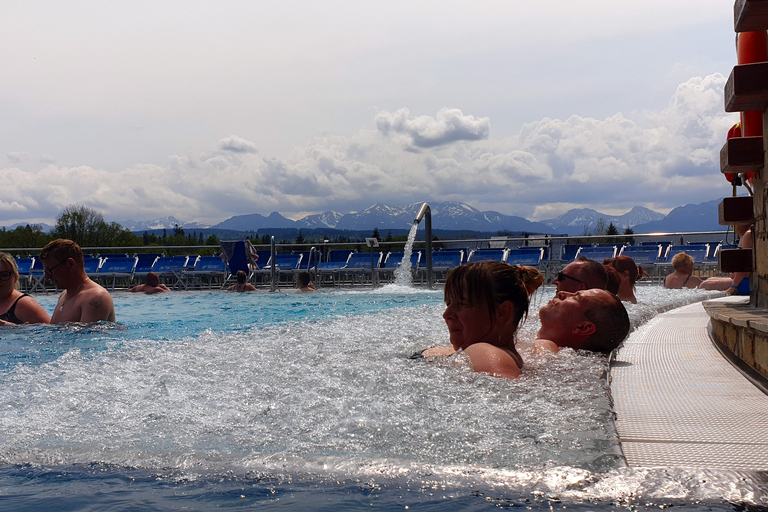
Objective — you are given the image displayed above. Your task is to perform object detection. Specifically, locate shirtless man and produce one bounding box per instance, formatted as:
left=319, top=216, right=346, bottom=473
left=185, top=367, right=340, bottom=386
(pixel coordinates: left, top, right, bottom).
left=535, top=289, right=630, bottom=354
left=553, top=257, right=609, bottom=293
left=127, top=271, right=170, bottom=294
left=39, top=239, right=116, bottom=323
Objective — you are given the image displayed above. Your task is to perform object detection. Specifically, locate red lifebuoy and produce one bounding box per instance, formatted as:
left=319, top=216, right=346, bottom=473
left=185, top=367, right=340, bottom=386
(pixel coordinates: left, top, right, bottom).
left=737, top=32, right=766, bottom=138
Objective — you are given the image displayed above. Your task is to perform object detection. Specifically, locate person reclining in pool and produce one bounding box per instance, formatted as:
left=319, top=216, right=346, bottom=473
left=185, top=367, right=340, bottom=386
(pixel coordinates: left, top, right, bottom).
left=663, top=252, right=702, bottom=289
left=534, top=288, right=630, bottom=354
left=127, top=271, right=170, bottom=294
left=553, top=257, right=609, bottom=293
left=698, top=225, right=752, bottom=295
left=420, top=262, right=544, bottom=380
left=39, top=238, right=116, bottom=323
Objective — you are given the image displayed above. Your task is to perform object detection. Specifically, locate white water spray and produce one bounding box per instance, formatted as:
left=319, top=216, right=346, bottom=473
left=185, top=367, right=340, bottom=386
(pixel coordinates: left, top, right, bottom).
left=393, top=223, right=419, bottom=286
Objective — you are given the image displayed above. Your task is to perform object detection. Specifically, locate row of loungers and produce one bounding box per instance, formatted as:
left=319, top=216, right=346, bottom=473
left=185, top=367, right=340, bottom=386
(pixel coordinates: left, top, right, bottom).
left=12, top=242, right=731, bottom=291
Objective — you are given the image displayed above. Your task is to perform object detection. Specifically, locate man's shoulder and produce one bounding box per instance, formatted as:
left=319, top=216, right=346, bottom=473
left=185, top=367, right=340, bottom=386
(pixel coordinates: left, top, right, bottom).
left=534, top=338, right=560, bottom=353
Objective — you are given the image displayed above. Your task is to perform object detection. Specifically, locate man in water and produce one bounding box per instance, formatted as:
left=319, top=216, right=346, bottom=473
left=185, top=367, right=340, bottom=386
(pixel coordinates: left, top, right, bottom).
left=535, top=289, right=630, bottom=354
left=39, top=239, right=116, bottom=323
left=296, top=271, right=316, bottom=292
left=553, top=257, right=609, bottom=293
left=127, top=271, right=170, bottom=294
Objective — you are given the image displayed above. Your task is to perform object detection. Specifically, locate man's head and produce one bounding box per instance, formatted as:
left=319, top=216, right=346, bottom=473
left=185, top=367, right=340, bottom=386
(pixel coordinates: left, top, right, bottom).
left=39, top=239, right=85, bottom=286
left=146, top=271, right=160, bottom=287
left=554, top=257, right=608, bottom=293
left=297, top=271, right=311, bottom=288
left=539, top=289, right=630, bottom=354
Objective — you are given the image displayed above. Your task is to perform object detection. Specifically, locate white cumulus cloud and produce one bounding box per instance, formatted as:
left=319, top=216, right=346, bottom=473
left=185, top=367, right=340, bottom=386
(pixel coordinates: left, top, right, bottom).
left=0, top=74, right=740, bottom=226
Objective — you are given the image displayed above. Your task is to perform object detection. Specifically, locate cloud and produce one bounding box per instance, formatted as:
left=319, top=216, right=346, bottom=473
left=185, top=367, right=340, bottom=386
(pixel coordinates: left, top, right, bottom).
left=375, top=107, right=491, bottom=148
left=215, top=135, right=258, bottom=154
left=7, top=152, right=29, bottom=164
left=0, top=74, right=739, bottom=226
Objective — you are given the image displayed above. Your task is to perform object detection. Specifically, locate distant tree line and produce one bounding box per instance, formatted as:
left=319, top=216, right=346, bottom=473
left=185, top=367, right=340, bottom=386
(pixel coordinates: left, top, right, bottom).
left=0, top=205, right=220, bottom=255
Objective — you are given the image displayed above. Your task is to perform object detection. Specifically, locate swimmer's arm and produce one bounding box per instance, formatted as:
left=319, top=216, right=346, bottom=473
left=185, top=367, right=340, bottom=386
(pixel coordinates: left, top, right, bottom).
left=421, top=346, right=456, bottom=357
left=16, top=296, right=51, bottom=324
left=463, top=343, right=521, bottom=379
left=534, top=338, right=560, bottom=354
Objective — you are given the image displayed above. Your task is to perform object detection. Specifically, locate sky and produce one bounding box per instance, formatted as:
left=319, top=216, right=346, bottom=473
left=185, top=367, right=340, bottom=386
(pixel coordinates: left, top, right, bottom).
left=0, top=1, right=745, bottom=227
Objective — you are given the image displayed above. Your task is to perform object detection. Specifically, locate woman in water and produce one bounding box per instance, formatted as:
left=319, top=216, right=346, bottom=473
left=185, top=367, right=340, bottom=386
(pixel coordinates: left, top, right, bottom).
left=0, top=252, right=50, bottom=325
left=603, top=255, right=641, bottom=304
left=227, top=270, right=256, bottom=292
left=422, top=261, right=543, bottom=379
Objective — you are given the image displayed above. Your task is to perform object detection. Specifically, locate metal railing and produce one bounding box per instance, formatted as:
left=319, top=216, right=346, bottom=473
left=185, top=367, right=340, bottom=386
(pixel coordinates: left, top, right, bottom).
left=4, top=229, right=735, bottom=292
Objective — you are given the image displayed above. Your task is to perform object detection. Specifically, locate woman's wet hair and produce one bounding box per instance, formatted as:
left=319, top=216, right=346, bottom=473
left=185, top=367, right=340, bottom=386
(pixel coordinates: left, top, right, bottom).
left=444, top=261, right=543, bottom=327
left=604, top=256, right=639, bottom=285
left=603, top=265, right=621, bottom=295
left=236, top=270, right=247, bottom=284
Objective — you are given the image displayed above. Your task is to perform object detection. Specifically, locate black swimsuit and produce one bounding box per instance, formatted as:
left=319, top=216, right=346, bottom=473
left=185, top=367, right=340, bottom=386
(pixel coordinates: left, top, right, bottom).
left=0, top=294, right=29, bottom=324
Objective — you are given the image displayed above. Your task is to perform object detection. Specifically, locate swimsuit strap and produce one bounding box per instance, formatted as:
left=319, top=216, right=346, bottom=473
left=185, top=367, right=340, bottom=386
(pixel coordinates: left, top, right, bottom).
left=682, top=274, right=691, bottom=286
left=0, top=293, right=30, bottom=324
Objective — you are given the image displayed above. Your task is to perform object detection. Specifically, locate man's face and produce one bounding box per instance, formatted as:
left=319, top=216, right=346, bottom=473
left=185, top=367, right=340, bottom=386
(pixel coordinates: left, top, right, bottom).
left=40, top=256, right=71, bottom=287
left=553, top=262, right=587, bottom=293
left=539, top=289, right=612, bottom=348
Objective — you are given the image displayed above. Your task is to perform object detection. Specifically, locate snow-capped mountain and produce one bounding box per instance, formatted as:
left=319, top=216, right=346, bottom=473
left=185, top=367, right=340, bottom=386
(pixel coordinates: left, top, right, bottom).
left=116, top=216, right=210, bottom=232
left=542, top=206, right=665, bottom=235
left=106, top=199, right=726, bottom=236
left=296, top=211, right=344, bottom=229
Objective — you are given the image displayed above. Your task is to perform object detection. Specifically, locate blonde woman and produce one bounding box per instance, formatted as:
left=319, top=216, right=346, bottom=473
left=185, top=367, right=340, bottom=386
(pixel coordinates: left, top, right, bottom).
left=0, top=252, right=50, bottom=325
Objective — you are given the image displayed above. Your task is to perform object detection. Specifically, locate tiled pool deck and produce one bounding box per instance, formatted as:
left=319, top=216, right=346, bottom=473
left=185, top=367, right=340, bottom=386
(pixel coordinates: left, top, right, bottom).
left=610, top=298, right=768, bottom=470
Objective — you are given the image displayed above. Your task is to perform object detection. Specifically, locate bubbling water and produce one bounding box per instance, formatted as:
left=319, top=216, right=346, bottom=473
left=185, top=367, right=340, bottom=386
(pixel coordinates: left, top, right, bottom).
left=1, top=285, right=763, bottom=508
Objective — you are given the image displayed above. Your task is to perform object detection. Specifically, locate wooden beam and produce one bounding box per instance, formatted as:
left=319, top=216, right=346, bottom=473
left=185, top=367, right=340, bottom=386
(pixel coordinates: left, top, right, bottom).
left=719, top=196, right=755, bottom=225
left=735, top=0, right=768, bottom=32
left=720, top=136, right=764, bottom=173
left=719, top=248, right=754, bottom=273
left=725, top=62, right=768, bottom=112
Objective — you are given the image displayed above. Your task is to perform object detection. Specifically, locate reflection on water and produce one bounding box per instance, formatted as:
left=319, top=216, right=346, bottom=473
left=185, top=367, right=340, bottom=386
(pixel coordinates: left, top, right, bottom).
left=1, top=284, right=763, bottom=510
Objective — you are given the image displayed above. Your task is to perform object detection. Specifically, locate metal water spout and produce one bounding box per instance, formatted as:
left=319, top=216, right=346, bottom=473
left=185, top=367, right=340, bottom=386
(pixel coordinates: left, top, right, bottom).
left=413, top=203, right=433, bottom=289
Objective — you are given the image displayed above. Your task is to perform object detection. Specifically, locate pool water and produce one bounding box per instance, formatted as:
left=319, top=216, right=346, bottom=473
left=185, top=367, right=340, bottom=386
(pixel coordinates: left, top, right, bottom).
left=0, top=284, right=762, bottom=511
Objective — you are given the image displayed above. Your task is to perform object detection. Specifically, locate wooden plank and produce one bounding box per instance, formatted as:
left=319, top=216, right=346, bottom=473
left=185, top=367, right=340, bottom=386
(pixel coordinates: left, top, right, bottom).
left=718, top=196, right=755, bottom=225
left=725, top=62, right=768, bottom=112
left=735, top=0, right=768, bottom=32
left=720, top=136, right=764, bottom=173
left=719, top=248, right=754, bottom=272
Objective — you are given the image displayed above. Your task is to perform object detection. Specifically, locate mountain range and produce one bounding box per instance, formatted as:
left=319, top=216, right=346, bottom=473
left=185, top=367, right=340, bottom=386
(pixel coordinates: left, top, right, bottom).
left=111, top=198, right=733, bottom=236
